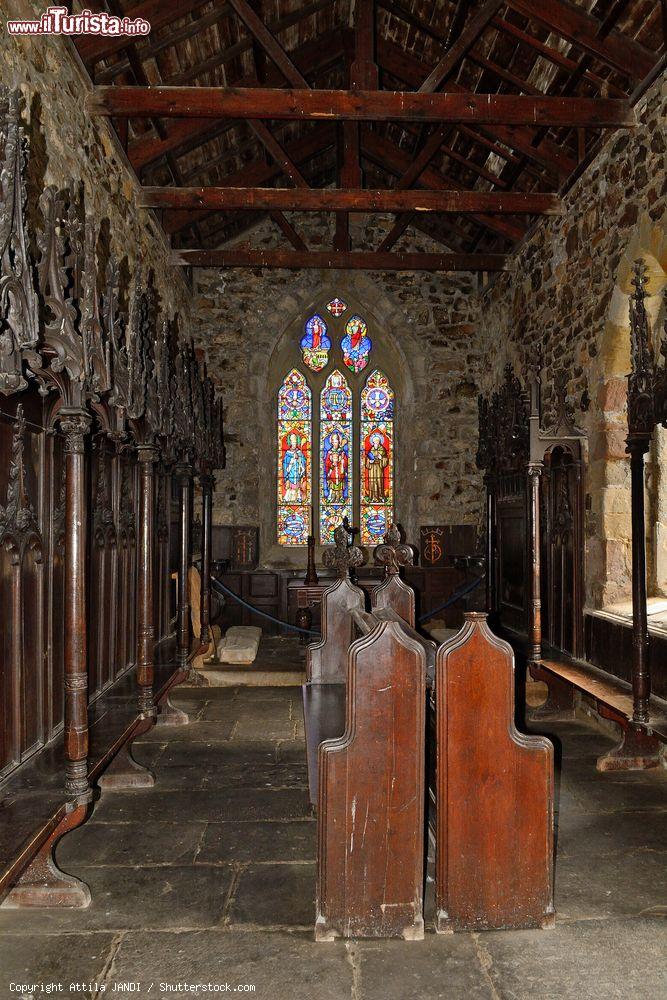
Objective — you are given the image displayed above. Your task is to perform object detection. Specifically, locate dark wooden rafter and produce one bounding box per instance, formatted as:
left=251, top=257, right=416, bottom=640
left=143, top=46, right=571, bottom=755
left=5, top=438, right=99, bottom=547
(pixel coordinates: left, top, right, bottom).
left=170, top=249, right=509, bottom=270
left=248, top=120, right=310, bottom=250
left=227, top=0, right=309, bottom=87
left=335, top=0, right=377, bottom=251
left=140, top=187, right=562, bottom=213
left=77, top=0, right=216, bottom=64
left=88, top=88, right=636, bottom=126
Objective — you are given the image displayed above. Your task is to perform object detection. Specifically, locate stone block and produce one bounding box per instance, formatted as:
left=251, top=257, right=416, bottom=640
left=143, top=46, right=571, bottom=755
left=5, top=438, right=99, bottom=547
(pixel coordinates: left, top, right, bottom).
left=217, top=626, right=262, bottom=665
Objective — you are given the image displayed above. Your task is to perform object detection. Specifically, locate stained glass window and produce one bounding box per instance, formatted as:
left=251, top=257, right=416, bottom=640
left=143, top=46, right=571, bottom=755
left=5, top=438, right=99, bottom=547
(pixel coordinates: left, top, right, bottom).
left=360, top=369, right=394, bottom=544
left=300, top=313, right=331, bottom=372
left=326, top=297, right=347, bottom=317
left=277, top=369, right=312, bottom=545
left=342, top=314, right=372, bottom=373
left=319, top=370, right=353, bottom=544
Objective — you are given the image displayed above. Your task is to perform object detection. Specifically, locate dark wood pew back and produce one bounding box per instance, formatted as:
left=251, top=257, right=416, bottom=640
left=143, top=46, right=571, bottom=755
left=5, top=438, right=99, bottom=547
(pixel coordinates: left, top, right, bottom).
left=435, top=612, right=555, bottom=931
left=316, top=619, right=426, bottom=941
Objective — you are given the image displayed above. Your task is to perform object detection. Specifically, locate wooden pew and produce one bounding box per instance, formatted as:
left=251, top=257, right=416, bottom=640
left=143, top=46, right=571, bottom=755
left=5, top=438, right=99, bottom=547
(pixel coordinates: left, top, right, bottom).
left=435, top=613, right=555, bottom=932
left=303, top=527, right=427, bottom=940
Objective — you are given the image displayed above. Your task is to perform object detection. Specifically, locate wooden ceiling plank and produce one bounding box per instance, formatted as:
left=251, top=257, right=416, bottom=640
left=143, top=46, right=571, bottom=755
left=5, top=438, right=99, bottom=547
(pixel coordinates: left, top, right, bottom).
left=163, top=124, right=335, bottom=233
left=77, top=0, right=220, bottom=64
left=377, top=38, right=575, bottom=177
left=227, top=0, right=309, bottom=87
left=360, top=129, right=525, bottom=243
left=170, top=249, right=509, bottom=270
left=89, top=87, right=636, bottom=127
left=127, top=30, right=344, bottom=172
left=505, top=0, right=655, bottom=80
left=418, top=0, right=506, bottom=93
left=490, top=15, right=626, bottom=97
left=139, top=186, right=562, bottom=213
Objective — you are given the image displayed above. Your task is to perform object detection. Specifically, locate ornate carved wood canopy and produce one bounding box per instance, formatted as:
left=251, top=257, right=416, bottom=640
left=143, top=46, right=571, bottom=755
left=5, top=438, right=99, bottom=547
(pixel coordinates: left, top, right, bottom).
left=0, top=90, right=225, bottom=471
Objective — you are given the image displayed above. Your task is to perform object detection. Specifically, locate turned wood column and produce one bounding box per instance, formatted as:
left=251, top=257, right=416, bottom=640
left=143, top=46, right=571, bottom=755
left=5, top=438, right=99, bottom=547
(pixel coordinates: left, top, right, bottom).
left=199, top=471, right=214, bottom=646
left=60, top=409, right=92, bottom=798
left=527, top=462, right=543, bottom=663
left=628, top=435, right=651, bottom=724
left=137, top=444, right=158, bottom=715
left=175, top=463, right=193, bottom=669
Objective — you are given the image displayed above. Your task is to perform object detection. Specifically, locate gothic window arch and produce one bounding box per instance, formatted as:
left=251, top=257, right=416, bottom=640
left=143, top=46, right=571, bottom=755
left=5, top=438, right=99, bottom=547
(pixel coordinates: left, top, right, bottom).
left=276, top=300, right=395, bottom=546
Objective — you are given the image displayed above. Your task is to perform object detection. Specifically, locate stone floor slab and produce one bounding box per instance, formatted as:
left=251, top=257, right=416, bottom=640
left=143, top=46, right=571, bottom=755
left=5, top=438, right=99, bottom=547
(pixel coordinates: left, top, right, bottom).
left=110, top=929, right=353, bottom=1000
left=57, top=819, right=205, bottom=867
left=483, top=917, right=667, bottom=999
left=228, top=862, right=316, bottom=927
left=354, top=935, right=497, bottom=1000
left=0, top=865, right=233, bottom=934
left=0, top=931, right=115, bottom=1000
left=89, top=787, right=312, bottom=824
left=197, top=819, right=316, bottom=863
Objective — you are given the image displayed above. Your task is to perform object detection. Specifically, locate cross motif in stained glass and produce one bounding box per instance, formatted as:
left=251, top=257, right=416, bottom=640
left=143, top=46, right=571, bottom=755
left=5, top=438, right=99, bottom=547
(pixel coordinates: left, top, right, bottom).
left=326, top=297, right=347, bottom=317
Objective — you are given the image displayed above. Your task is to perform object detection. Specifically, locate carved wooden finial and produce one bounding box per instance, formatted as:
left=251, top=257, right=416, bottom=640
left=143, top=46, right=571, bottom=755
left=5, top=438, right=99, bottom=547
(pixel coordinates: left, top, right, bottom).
left=374, top=523, right=413, bottom=577
left=323, top=523, right=364, bottom=579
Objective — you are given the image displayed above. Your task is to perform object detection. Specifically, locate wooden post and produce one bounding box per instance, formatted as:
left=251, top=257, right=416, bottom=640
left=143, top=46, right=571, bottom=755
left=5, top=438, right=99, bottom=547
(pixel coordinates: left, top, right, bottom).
left=628, top=436, right=651, bottom=724
left=527, top=462, right=543, bottom=663
left=137, top=444, right=158, bottom=715
left=199, top=471, right=214, bottom=646
left=175, top=462, right=193, bottom=670
left=60, top=410, right=92, bottom=798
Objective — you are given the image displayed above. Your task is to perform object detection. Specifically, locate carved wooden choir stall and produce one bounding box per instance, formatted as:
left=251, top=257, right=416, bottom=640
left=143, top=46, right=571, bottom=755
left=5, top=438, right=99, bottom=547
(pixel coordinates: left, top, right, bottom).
left=303, top=524, right=554, bottom=940
left=477, top=273, right=667, bottom=771
left=0, top=89, right=224, bottom=907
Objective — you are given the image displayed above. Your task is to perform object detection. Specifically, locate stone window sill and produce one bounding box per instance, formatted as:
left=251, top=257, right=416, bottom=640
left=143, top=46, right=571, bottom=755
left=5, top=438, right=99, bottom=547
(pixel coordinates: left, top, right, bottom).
left=586, top=599, right=667, bottom=638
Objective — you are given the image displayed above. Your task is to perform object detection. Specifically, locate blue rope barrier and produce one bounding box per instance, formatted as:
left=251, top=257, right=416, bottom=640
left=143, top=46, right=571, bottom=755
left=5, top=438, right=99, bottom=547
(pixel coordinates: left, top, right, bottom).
left=210, top=574, right=320, bottom=636
left=417, top=574, right=484, bottom=624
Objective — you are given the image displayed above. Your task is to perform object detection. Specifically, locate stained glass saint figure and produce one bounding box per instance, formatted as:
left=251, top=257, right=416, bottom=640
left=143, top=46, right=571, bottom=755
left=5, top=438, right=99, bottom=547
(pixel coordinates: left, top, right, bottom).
left=342, top=314, right=372, bottom=373
left=300, top=313, right=331, bottom=372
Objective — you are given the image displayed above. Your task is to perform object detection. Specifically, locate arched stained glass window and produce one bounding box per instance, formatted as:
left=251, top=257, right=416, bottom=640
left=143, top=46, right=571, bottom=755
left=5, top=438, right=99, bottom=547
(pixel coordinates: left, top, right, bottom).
left=276, top=304, right=397, bottom=548
left=360, top=369, right=394, bottom=544
left=277, top=369, right=312, bottom=545
left=320, top=370, right=353, bottom=544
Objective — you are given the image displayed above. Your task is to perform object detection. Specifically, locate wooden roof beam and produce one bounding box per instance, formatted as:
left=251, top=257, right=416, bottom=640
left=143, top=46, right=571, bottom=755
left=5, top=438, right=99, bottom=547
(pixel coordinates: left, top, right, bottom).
left=88, top=87, right=636, bottom=127
left=170, top=249, right=509, bottom=270
left=139, top=187, right=563, bottom=213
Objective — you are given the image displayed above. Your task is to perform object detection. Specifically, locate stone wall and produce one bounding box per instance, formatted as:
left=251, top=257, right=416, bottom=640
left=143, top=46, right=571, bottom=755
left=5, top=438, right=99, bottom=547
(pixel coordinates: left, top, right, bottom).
left=192, top=215, right=484, bottom=566
left=1, top=0, right=191, bottom=325
left=479, top=72, right=667, bottom=608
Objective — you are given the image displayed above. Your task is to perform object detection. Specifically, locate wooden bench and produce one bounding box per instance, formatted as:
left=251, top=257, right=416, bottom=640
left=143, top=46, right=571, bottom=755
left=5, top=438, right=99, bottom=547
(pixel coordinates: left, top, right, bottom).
left=529, top=648, right=667, bottom=771
left=304, top=526, right=555, bottom=938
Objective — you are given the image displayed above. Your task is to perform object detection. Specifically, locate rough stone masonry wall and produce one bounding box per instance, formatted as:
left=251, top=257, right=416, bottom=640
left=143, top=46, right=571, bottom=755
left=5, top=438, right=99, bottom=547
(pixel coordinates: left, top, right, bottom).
left=479, top=72, right=667, bottom=609
left=1, top=0, right=191, bottom=325
left=192, top=214, right=484, bottom=567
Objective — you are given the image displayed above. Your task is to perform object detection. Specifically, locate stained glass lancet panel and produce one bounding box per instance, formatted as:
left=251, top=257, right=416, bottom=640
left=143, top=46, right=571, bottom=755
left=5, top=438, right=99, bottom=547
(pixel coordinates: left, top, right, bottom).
left=360, top=369, right=394, bottom=545
left=342, top=314, right=372, bottom=373
left=319, top=369, right=353, bottom=544
left=277, top=369, right=312, bottom=545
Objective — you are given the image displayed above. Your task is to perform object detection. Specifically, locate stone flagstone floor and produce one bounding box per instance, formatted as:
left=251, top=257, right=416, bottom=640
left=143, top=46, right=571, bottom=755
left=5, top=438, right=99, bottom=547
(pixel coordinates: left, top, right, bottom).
left=1, top=680, right=667, bottom=999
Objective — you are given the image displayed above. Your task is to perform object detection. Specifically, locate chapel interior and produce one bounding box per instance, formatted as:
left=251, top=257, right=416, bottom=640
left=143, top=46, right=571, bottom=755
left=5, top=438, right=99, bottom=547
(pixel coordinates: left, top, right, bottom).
left=0, top=0, right=666, bottom=996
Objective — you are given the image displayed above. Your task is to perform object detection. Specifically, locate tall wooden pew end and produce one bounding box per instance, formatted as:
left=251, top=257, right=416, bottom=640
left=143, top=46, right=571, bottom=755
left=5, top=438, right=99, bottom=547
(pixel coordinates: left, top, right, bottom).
left=435, top=613, right=555, bottom=933
left=314, top=620, right=426, bottom=941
